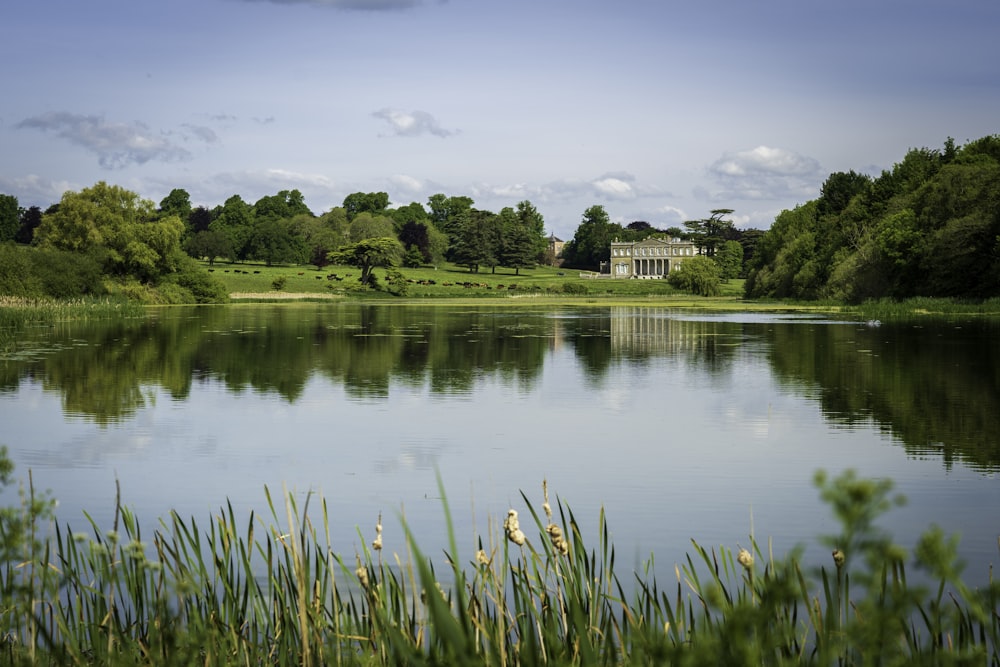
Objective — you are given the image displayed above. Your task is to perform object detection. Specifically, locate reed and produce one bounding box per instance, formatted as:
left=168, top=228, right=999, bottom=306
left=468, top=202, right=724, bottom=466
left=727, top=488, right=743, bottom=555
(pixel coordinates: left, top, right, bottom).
left=0, top=469, right=997, bottom=665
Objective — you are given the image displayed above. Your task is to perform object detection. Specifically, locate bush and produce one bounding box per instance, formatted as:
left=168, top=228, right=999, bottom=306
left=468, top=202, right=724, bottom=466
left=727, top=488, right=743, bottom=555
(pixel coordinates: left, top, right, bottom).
left=562, top=281, right=589, bottom=295
left=169, top=258, right=230, bottom=303
left=271, top=275, right=287, bottom=291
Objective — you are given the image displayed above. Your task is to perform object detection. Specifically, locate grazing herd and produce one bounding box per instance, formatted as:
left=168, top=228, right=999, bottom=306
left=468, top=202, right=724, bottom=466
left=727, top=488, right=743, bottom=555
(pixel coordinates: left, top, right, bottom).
left=205, top=267, right=548, bottom=291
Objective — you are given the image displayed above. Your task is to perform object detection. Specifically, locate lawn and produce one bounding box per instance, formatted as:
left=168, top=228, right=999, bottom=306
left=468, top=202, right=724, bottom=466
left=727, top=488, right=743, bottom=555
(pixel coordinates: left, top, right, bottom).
left=203, top=260, right=749, bottom=301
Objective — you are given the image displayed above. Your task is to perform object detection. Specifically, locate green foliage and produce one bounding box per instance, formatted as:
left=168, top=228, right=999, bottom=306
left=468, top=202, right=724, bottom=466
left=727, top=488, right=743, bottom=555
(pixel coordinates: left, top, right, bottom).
left=715, top=239, right=744, bottom=280
left=0, top=194, right=19, bottom=243
left=562, top=204, right=620, bottom=269
left=0, top=464, right=997, bottom=664
left=668, top=255, right=722, bottom=296
left=684, top=208, right=735, bottom=257
left=271, top=275, right=287, bottom=291
left=0, top=243, right=105, bottom=299
left=35, top=182, right=186, bottom=284
left=167, top=257, right=230, bottom=303
left=747, top=136, right=1000, bottom=302
left=329, top=237, right=403, bottom=287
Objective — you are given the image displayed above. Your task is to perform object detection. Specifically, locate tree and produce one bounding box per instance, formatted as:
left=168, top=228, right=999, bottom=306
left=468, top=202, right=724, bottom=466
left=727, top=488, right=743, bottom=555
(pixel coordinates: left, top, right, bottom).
left=209, top=195, right=255, bottom=261
left=159, top=188, right=192, bottom=221
left=0, top=194, right=19, bottom=243
left=714, top=240, right=744, bottom=281
left=15, top=206, right=43, bottom=245
left=451, top=209, right=498, bottom=273
left=183, top=229, right=233, bottom=265
left=684, top=209, right=735, bottom=257
left=348, top=212, right=395, bottom=243
left=667, top=255, right=722, bottom=296
left=329, top=237, right=403, bottom=287
left=516, top=200, right=547, bottom=261
left=246, top=219, right=308, bottom=266
left=343, top=192, right=389, bottom=220
left=188, top=206, right=213, bottom=235
left=563, top=205, right=619, bottom=269
left=427, top=193, right=474, bottom=255
left=35, top=181, right=185, bottom=283
left=255, top=189, right=312, bottom=221
left=498, top=206, right=536, bottom=275
left=293, top=210, right=348, bottom=269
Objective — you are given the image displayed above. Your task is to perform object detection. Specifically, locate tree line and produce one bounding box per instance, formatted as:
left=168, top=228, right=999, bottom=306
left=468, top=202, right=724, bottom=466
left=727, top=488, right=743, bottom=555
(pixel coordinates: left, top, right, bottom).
left=745, top=135, right=1000, bottom=301
left=1, top=183, right=565, bottom=299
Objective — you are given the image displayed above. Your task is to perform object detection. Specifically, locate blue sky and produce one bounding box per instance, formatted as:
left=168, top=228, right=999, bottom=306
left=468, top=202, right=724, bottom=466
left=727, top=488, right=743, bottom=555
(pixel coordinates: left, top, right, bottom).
left=2, top=0, right=998, bottom=238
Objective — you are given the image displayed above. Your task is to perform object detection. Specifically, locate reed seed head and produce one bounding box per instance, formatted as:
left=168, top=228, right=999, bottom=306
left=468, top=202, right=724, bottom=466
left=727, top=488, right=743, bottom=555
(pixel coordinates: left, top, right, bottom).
left=832, top=548, right=846, bottom=568
left=737, top=548, right=753, bottom=570
left=504, top=509, right=526, bottom=545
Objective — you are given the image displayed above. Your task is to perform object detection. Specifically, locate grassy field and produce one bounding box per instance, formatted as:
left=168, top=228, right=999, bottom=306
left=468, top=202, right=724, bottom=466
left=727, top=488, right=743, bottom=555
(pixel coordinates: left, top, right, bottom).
left=205, top=259, right=751, bottom=302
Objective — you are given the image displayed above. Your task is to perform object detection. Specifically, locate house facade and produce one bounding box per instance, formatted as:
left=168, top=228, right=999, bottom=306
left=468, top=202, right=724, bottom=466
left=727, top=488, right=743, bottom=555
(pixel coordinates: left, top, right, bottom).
left=608, top=237, right=698, bottom=279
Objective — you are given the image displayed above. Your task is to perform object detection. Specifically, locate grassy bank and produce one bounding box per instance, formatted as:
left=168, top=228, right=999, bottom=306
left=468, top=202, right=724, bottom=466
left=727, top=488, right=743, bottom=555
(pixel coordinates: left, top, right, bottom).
left=203, top=260, right=748, bottom=300
left=1, top=469, right=997, bottom=665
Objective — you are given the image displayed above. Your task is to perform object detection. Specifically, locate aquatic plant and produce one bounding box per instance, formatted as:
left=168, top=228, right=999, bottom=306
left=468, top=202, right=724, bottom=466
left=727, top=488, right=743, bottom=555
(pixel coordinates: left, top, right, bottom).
left=0, top=467, right=996, bottom=665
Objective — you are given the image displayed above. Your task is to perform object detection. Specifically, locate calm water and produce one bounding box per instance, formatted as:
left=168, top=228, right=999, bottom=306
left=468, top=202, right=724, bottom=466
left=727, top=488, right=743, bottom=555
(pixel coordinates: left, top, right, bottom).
left=2, top=304, right=998, bottom=584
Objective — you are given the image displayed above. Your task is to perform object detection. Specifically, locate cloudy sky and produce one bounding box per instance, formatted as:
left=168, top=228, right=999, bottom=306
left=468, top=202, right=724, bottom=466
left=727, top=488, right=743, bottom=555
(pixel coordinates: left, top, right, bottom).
left=2, top=0, right=998, bottom=238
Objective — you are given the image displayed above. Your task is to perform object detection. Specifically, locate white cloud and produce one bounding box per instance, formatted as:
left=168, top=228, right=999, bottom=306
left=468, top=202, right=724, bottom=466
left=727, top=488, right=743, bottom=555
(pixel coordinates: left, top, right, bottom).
left=372, top=108, right=456, bottom=138
left=388, top=174, right=423, bottom=193
left=592, top=177, right=634, bottom=199
left=705, top=146, right=823, bottom=202
left=16, top=112, right=194, bottom=169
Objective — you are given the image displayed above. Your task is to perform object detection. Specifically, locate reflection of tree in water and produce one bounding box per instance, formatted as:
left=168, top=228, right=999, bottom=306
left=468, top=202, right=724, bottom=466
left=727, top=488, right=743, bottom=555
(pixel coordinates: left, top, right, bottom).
left=767, top=321, right=1000, bottom=471
left=5, top=305, right=556, bottom=422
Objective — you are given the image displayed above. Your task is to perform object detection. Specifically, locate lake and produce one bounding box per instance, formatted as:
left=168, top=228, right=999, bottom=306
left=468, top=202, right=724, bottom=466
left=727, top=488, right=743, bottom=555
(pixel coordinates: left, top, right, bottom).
left=2, top=303, right=998, bottom=586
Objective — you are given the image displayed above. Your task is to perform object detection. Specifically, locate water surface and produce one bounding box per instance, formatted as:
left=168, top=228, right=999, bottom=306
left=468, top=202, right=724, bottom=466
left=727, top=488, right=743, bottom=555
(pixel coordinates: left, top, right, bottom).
left=2, top=304, right=997, bottom=584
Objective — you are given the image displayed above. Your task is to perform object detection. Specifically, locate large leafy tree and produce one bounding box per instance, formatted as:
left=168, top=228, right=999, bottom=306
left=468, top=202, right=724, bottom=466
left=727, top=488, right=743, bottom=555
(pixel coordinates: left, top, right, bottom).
left=516, top=200, right=547, bottom=260
left=343, top=192, right=389, bottom=221
left=497, top=206, right=536, bottom=274
left=246, top=218, right=307, bottom=266
left=15, top=206, right=43, bottom=244
left=255, top=189, right=312, bottom=221
left=684, top=209, right=735, bottom=257
left=348, top=212, right=396, bottom=242
left=427, top=193, right=474, bottom=255
left=329, top=237, right=403, bottom=287
left=451, top=209, right=498, bottom=273
left=209, top=195, right=255, bottom=261
left=563, top=205, right=619, bottom=270
left=667, top=255, right=722, bottom=296
left=159, top=188, right=192, bottom=221
left=35, top=181, right=185, bottom=283
left=0, top=194, right=19, bottom=243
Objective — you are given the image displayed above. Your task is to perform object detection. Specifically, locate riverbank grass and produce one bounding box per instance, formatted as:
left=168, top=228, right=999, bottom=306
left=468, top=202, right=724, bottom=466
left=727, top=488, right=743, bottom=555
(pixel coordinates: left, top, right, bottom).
left=1, top=469, right=997, bottom=665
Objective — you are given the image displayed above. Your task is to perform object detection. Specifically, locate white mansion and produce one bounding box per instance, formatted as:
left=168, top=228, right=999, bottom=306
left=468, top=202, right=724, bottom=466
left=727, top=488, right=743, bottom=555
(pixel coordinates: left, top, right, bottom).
left=608, top=237, right=699, bottom=279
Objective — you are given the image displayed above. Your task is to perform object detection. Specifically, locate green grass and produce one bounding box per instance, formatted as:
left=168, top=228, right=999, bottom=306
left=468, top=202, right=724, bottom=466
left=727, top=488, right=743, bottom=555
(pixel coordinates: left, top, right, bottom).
left=204, top=259, right=753, bottom=303
left=1, top=469, right=997, bottom=665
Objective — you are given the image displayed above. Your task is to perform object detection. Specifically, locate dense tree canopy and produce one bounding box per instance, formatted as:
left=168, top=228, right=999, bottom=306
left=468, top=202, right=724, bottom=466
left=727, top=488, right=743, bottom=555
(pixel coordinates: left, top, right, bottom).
left=745, top=136, right=1000, bottom=301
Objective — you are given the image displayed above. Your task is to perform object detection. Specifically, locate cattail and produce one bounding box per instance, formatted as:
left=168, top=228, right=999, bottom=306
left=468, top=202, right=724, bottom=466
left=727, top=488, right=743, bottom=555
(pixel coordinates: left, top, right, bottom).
left=547, top=523, right=569, bottom=556
left=355, top=556, right=369, bottom=590
left=737, top=547, right=753, bottom=570
left=372, top=512, right=383, bottom=551
left=504, top=509, right=526, bottom=546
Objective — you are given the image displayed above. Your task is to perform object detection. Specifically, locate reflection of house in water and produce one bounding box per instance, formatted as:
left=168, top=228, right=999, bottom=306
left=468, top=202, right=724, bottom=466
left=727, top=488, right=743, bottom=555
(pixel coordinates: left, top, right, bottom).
left=609, top=307, right=699, bottom=355
left=609, top=237, right=698, bottom=278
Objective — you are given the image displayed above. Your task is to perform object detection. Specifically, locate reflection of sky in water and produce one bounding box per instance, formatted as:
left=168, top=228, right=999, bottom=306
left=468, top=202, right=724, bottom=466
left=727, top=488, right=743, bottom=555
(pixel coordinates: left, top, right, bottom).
left=1, top=310, right=998, bottom=590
